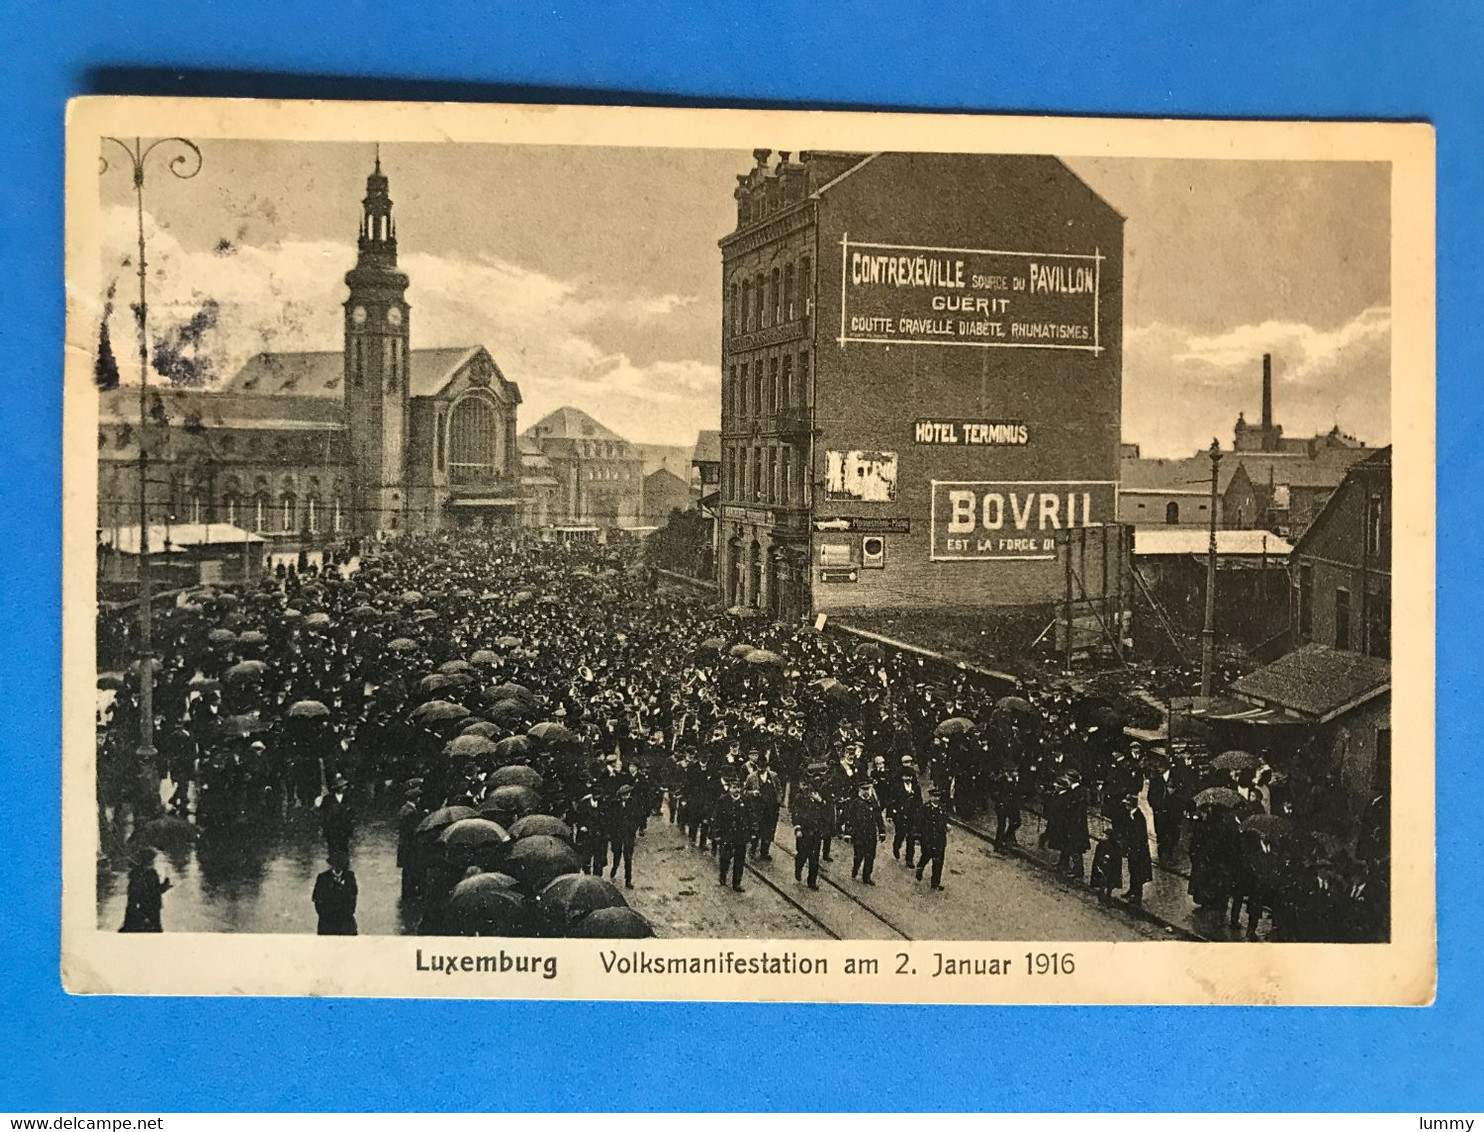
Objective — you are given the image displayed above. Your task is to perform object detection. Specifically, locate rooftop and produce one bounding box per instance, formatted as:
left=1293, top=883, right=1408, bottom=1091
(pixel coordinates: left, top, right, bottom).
left=1229, top=643, right=1390, bottom=721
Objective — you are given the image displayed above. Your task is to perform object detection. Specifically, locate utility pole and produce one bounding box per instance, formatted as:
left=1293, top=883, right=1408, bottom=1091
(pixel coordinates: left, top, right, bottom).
left=1200, top=437, right=1222, bottom=699
left=101, top=136, right=203, bottom=818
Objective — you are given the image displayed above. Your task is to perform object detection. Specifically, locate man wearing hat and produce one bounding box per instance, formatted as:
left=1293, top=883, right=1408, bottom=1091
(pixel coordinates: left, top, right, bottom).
left=316, top=771, right=356, bottom=859
left=311, top=849, right=359, bottom=935
left=844, top=780, right=887, bottom=884
left=791, top=780, right=831, bottom=890
left=889, top=757, right=923, bottom=867
left=608, top=783, right=643, bottom=889
left=712, top=775, right=751, bottom=892
left=1113, top=792, right=1153, bottom=906
left=915, top=787, right=950, bottom=891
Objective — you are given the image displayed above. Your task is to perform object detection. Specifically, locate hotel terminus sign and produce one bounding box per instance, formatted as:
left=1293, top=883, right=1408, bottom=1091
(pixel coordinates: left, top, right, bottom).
left=838, top=237, right=1102, bottom=352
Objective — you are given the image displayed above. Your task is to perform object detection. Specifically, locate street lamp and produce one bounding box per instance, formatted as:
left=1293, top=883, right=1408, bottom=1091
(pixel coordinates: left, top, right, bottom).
left=1200, top=437, right=1222, bottom=699
left=99, top=136, right=203, bottom=814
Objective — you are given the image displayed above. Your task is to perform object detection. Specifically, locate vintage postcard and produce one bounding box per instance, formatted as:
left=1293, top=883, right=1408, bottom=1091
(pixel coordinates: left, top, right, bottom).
left=61, top=97, right=1434, bottom=1003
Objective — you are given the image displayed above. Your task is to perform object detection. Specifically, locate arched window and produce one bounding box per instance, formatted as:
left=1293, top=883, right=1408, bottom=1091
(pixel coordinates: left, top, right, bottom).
left=771, top=267, right=782, bottom=324
left=1165, top=501, right=1181, bottom=524
left=783, top=263, right=795, bottom=321
left=280, top=492, right=297, bottom=532
left=448, top=397, right=498, bottom=483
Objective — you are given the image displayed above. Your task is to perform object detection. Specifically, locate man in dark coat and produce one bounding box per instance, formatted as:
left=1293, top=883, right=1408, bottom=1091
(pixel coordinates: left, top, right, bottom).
left=1113, top=794, right=1154, bottom=906
left=748, top=756, right=783, bottom=861
left=791, top=781, right=831, bottom=890
left=915, top=788, right=950, bottom=891
left=311, top=850, right=359, bottom=935
left=1046, top=771, right=1091, bottom=878
left=844, top=781, right=887, bottom=884
left=712, top=776, right=752, bottom=892
left=991, top=768, right=1024, bottom=851
left=889, top=759, right=923, bottom=866
left=119, top=846, right=171, bottom=932
left=572, top=792, right=608, bottom=876
left=607, top=783, right=644, bottom=889
left=316, top=772, right=356, bottom=858
left=1146, top=754, right=1187, bottom=861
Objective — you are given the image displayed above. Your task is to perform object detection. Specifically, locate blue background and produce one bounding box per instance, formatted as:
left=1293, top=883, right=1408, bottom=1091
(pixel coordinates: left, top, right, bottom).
left=3, top=0, right=1480, bottom=1112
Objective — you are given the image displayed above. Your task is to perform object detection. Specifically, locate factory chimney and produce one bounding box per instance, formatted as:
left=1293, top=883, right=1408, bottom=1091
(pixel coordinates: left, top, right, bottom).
left=1261, top=353, right=1274, bottom=450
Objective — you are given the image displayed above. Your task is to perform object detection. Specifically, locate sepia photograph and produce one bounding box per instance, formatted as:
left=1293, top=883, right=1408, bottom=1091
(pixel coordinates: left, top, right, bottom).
left=60, top=99, right=1435, bottom=1003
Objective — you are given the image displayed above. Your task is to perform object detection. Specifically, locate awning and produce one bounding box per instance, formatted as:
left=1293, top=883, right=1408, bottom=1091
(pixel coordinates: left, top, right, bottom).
left=446, top=497, right=522, bottom=508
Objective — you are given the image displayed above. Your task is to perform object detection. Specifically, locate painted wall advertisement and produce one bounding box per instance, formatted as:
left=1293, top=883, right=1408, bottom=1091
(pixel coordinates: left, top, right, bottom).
left=930, top=480, right=1118, bottom=560
left=839, top=238, right=1102, bottom=352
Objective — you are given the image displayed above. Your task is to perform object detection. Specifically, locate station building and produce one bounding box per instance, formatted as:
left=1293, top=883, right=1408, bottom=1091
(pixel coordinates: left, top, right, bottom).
left=716, top=149, right=1124, bottom=625
left=96, top=157, right=526, bottom=544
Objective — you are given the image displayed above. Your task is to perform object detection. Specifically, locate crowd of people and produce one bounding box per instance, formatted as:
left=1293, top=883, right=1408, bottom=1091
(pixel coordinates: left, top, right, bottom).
left=98, top=531, right=1389, bottom=942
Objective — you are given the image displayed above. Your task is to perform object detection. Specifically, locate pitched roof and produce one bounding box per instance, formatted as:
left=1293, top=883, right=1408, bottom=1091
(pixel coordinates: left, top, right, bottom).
left=1230, top=643, right=1390, bottom=721
left=522, top=405, right=625, bottom=443
left=224, top=351, right=344, bottom=397
left=407, top=346, right=483, bottom=399
left=1121, top=447, right=1372, bottom=495
left=692, top=429, right=722, bottom=464
left=98, top=387, right=344, bottom=431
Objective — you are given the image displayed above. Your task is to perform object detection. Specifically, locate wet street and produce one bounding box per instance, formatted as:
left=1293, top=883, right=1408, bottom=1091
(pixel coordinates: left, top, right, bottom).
left=99, top=788, right=1164, bottom=942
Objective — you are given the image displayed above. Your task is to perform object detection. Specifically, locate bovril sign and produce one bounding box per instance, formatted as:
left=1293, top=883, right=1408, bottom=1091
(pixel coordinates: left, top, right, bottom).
left=929, top=480, right=1117, bottom=561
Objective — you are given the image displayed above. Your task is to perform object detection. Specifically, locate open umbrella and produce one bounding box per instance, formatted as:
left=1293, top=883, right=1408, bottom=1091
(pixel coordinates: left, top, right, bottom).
left=495, top=636, right=522, bottom=650
left=415, top=804, right=479, bottom=837
left=304, top=611, right=332, bottom=628
left=508, top=813, right=573, bottom=844
left=728, top=643, right=755, bottom=659
left=810, top=677, right=856, bottom=707
left=350, top=604, right=381, bottom=622
left=528, top=721, right=578, bottom=748
left=934, top=716, right=977, bottom=739
left=567, top=906, right=655, bottom=939
left=187, top=672, right=220, bottom=690
left=238, top=630, right=268, bottom=647
left=539, top=873, right=628, bottom=929
left=387, top=637, right=419, bottom=654
left=490, top=764, right=544, bottom=791
left=856, top=642, right=885, bottom=660
left=504, top=835, right=581, bottom=892
left=484, top=783, right=542, bottom=818
left=1193, top=787, right=1246, bottom=809
left=491, top=682, right=535, bottom=704
left=439, top=660, right=475, bottom=676
left=469, top=649, right=499, bottom=667
left=97, top=673, right=125, bottom=690
left=438, top=817, right=512, bottom=851
left=1241, top=813, right=1295, bottom=841
left=409, top=699, right=471, bottom=726
left=130, top=815, right=200, bottom=852
left=743, top=649, right=785, bottom=668
left=1212, top=750, right=1261, bottom=773
left=726, top=605, right=763, bottom=620
left=287, top=699, right=330, bottom=720
left=484, top=700, right=529, bottom=728
left=219, top=713, right=269, bottom=738
left=224, top=659, right=268, bottom=682
left=414, top=609, right=440, bottom=624
left=492, top=734, right=534, bottom=760
left=444, top=733, right=500, bottom=759
left=401, top=590, right=424, bottom=605
left=419, top=673, right=461, bottom=694
left=460, top=720, right=502, bottom=739
left=207, top=628, right=237, bottom=645
left=445, top=875, right=530, bottom=937
left=697, top=636, right=727, bottom=653
left=994, top=695, right=1036, bottom=718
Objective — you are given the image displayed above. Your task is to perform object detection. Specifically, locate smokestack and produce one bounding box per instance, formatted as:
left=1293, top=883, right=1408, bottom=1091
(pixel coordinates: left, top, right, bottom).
left=1261, top=353, right=1273, bottom=438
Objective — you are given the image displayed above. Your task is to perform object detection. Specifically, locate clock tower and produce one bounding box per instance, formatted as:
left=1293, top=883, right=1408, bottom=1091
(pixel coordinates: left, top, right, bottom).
left=343, top=151, right=411, bottom=533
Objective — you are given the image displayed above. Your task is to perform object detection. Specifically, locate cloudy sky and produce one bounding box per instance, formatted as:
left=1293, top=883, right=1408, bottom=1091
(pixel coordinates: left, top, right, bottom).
left=98, top=140, right=1390, bottom=455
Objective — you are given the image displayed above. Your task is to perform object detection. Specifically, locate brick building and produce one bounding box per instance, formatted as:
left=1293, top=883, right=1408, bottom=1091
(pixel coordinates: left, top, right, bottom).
left=717, top=149, right=1124, bottom=625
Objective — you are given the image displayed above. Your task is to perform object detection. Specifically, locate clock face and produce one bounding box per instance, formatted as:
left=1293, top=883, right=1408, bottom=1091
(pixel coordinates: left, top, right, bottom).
left=351, top=305, right=367, bottom=326
left=386, top=306, right=404, bottom=327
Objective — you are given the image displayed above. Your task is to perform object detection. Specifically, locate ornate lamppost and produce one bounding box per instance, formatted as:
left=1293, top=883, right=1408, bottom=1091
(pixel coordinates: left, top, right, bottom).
left=99, top=136, right=202, bottom=813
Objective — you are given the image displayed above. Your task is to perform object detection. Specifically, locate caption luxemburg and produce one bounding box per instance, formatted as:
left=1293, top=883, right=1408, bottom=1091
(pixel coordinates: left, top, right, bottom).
left=412, top=946, right=1076, bottom=982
